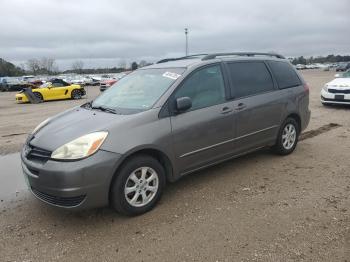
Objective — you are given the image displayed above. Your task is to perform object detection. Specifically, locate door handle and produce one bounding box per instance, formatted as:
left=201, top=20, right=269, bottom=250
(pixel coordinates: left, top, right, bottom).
left=221, top=106, right=233, bottom=114
left=235, top=103, right=247, bottom=111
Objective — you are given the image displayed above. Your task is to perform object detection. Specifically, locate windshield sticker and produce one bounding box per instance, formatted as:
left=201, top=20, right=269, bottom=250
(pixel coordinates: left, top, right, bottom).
left=162, top=72, right=181, bottom=80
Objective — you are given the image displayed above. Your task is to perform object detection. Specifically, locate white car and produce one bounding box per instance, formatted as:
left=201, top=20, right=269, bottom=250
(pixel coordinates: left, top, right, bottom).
left=321, top=72, right=350, bottom=105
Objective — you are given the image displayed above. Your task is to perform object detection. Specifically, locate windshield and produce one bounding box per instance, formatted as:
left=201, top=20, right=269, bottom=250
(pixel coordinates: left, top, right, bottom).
left=342, top=70, right=350, bottom=78
left=92, top=68, right=185, bottom=111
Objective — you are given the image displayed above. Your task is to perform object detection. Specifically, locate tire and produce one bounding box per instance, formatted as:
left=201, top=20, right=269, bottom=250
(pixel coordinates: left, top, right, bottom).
left=33, top=92, right=43, bottom=102
left=273, top=117, right=299, bottom=155
left=110, top=155, right=166, bottom=216
left=71, top=89, right=82, bottom=100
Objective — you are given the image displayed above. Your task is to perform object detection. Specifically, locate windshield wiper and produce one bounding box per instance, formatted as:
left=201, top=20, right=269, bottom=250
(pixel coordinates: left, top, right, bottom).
left=91, top=105, right=118, bottom=114
left=81, top=101, right=93, bottom=109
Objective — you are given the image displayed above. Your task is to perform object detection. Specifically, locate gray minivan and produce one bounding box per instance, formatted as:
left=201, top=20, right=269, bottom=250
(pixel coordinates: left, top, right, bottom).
left=21, top=52, right=310, bottom=215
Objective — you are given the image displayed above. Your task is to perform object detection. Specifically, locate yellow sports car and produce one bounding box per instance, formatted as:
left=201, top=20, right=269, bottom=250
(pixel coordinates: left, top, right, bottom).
left=15, top=79, right=86, bottom=103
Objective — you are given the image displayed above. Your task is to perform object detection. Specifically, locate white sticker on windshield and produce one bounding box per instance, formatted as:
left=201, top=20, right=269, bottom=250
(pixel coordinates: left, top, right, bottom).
left=162, top=72, right=181, bottom=80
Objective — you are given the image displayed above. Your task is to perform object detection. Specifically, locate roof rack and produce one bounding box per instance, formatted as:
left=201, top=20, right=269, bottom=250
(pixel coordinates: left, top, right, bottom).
left=157, top=54, right=208, bottom=64
left=201, top=52, right=285, bottom=60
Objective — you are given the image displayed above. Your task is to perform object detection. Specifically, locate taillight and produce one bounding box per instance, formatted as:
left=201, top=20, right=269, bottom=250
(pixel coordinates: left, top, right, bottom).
left=303, top=83, right=310, bottom=93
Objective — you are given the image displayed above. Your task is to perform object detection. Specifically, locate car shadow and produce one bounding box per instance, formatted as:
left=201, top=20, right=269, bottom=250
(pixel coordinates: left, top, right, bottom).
left=30, top=148, right=274, bottom=221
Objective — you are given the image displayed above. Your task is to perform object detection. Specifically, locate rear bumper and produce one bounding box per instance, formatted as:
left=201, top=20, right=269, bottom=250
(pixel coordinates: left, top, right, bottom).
left=301, top=109, right=311, bottom=131
left=21, top=148, right=122, bottom=210
left=16, top=94, right=29, bottom=103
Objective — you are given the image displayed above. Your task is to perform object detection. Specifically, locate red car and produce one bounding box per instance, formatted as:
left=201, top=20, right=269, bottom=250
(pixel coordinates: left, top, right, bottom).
left=100, top=79, right=117, bottom=92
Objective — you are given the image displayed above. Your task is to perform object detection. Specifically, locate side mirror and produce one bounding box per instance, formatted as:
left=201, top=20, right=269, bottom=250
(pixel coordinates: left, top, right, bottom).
left=175, top=97, right=192, bottom=113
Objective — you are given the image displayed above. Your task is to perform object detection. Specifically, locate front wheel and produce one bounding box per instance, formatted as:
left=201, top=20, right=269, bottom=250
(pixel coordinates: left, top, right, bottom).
left=273, top=118, right=299, bottom=155
left=110, top=155, right=166, bottom=216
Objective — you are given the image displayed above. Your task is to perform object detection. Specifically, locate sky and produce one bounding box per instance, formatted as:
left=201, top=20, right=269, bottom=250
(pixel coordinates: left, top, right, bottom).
left=0, top=0, right=349, bottom=70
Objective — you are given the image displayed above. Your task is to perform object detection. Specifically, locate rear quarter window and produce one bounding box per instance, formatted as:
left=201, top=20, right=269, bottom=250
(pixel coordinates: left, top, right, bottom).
left=267, top=61, right=301, bottom=89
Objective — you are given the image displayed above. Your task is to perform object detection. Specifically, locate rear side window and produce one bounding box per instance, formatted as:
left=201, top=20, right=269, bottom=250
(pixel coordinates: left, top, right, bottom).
left=267, top=61, right=301, bottom=89
left=227, top=62, right=274, bottom=98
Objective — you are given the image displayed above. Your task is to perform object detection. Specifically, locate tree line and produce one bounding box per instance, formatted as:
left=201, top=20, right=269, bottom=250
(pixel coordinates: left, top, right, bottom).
left=4, top=54, right=348, bottom=77
left=0, top=57, right=152, bottom=77
left=0, top=58, right=25, bottom=77
left=291, top=55, right=350, bottom=65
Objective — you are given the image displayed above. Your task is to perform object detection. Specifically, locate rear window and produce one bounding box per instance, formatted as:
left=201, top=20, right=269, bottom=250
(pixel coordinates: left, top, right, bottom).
left=227, top=62, right=274, bottom=98
left=267, top=61, right=301, bottom=89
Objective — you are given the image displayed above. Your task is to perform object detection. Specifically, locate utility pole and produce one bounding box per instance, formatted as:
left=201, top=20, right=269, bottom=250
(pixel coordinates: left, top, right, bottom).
left=185, top=28, right=188, bottom=56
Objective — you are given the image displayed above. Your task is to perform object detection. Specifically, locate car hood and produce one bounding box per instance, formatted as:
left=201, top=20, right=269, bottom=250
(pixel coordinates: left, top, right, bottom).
left=30, top=107, right=129, bottom=152
left=326, top=78, right=350, bottom=89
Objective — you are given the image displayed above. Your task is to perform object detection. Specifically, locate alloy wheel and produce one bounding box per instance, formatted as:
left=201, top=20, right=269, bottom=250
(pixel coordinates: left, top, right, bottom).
left=282, top=123, right=296, bottom=150
left=124, top=167, right=159, bottom=207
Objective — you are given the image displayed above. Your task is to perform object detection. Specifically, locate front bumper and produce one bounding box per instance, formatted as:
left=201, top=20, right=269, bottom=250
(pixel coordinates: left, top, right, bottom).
left=21, top=148, right=122, bottom=210
left=99, top=85, right=110, bottom=92
left=321, top=89, right=350, bottom=105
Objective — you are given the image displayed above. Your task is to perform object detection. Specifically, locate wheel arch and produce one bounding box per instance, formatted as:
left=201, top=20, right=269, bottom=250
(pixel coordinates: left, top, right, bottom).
left=108, top=147, right=175, bottom=200
left=286, top=113, right=301, bottom=132
left=32, top=90, right=44, bottom=99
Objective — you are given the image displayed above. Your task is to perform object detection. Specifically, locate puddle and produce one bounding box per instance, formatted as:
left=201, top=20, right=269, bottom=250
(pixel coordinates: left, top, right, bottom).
left=300, top=123, right=341, bottom=141
left=0, top=153, right=27, bottom=201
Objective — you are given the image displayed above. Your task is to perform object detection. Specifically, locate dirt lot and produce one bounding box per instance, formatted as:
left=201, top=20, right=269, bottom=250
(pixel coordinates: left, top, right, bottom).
left=0, top=70, right=349, bottom=261
left=0, top=87, right=101, bottom=155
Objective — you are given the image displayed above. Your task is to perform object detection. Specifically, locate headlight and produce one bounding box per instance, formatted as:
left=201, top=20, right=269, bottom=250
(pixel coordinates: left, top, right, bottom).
left=32, top=118, right=51, bottom=134
left=51, top=131, right=108, bottom=160
left=323, top=85, right=328, bottom=92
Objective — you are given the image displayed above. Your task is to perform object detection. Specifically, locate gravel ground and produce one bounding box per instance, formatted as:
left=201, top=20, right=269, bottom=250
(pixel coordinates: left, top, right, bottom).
left=0, top=70, right=349, bottom=261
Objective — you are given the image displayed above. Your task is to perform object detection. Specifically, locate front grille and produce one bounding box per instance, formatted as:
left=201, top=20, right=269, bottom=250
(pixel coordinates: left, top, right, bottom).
left=31, top=187, right=86, bottom=207
left=26, top=144, right=52, bottom=162
left=328, top=88, right=350, bottom=94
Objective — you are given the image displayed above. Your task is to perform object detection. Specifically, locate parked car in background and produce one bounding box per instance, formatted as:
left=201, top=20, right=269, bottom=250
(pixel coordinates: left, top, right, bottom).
left=1, top=77, right=42, bottom=92
left=100, top=79, right=118, bottom=92
left=16, top=78, right=85, bottom=103
left=321, top=70, right=350, bottom=105
left=84, top=76, right=100, bottom=86
left=336, top=62, right=350, bottom=72
left=70, top=77, right=86, bottom=86
left=21, top=52, right=310, bottom=215
left=295, top=64, right=306, bottom=70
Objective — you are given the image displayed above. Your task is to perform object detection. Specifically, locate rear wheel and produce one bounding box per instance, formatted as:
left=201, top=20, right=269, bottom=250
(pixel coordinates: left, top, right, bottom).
left=110, top=155, right=166, bottom=216
left=71, top=89, right=82, bottom=99
left=33, top=92, right=43, bottom=102
left=273, top=117, right=299, bottom=155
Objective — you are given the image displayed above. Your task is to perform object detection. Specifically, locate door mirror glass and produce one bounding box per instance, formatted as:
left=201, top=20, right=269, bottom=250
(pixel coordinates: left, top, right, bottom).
left=175, top=97, right=192, bottom=112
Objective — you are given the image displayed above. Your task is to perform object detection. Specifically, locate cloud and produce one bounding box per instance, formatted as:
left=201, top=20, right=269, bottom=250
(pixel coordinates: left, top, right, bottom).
left=0, top=0, right=349, bottom=69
